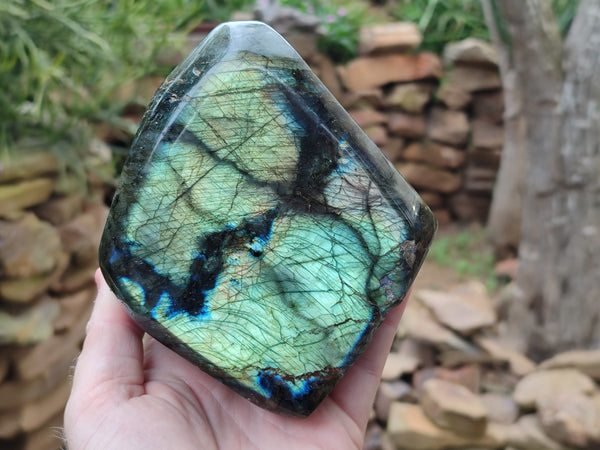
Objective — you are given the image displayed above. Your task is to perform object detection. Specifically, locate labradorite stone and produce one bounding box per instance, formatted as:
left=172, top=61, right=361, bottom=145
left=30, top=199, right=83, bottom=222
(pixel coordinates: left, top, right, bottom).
left=99, top=21, right=436, bottom=417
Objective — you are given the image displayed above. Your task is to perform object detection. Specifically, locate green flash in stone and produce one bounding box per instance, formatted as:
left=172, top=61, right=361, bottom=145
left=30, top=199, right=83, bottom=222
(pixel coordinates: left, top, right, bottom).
left=99, top=21, right=437, bottom=417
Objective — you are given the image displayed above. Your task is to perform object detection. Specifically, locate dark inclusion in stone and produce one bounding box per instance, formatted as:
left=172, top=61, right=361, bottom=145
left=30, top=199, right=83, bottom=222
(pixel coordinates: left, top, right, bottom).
left=99, top=21, right=437, bottom=417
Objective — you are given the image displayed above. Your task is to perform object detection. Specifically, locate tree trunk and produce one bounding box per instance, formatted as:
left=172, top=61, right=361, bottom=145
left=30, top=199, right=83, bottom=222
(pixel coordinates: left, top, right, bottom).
left=491, top=0, right=600, bottom=358
left=482, top=0, right=527, bottom=258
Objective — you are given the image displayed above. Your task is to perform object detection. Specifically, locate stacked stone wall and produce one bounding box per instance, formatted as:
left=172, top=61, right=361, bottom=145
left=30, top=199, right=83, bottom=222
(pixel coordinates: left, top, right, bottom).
left=0, top=143, right=111, bottom=449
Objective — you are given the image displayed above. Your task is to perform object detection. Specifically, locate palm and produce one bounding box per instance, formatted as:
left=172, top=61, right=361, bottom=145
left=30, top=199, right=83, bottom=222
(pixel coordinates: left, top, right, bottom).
left=64, top=271, right=405, bottom=449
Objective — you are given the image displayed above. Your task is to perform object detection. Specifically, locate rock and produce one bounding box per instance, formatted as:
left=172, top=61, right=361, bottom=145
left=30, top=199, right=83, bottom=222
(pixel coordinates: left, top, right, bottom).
left=397, top=163, right=462, bottom=194
left=50, top=263, right=97, bottom=294
left=437, top=84, right=472, bottom=110
left=375, top=380, right=414, bottom=422
left=0, top=252, right=69, bottom=303
left=382, top=351, right=420, bottom=380
left=495, top=258, right=519, bottom=281
left=447, top=65, right=502, bottom=93
left=435, top=364, right=481, bottom=393
left=12, top=304, right=88, bottom=381
left=481, top=392, right=519, bottom=425
left=480, top=368, right=520, bottom=395
left=472, top=119, right=504, bottom=149
left=0, top=298, right=60, bottom=345
left=0, top=213, right=63, bottom=279
left=397, top=299, right=480, bottom=355
left=448, top=193, right=491, bottom=223
left=0, top=177, right=55, bottom=218
left=416, top=289, right=496, bottom=334
left=380, top=138, right=404, bottom=163
left=359, top=22, right=422, bottom=55
left=443, top=38, right=498, bottom=67
left=420, top=379, right=488, bottom=436
left=388, top=113, right=426, bottom=139
left=310, top=53, right=343, bottom=101
left=59, top=204, right=109, bottom=265
left=428, top=108, right=470, bottom=146
left=0, top=409, right=20, bottom=439
left=539, top=349, right=600, bottom=380
left=432, top=209, right=452, bottom=227
left=402, top=142, right=466, bottom=169
left=52, top=286, right=95, bottom=332
left=21, top=411, right=64, bottom=450
left=505, top=414, right=564, bottom=450
left=398, top=338, right=437, bottom=368
left=0, top=352, right=9, bottom=383
left=98, top=21, right=437, bottom=417
left=537, top=392, right=600, bottom=447
left=31, top=194, right=84, bottom=226
left=19, top=378, right=71, bottom=433
left=388, top=402, right=502, bottom=449
left=364, top=422, right=395, bottom=450
left=513, top=369, right=596, bottom=408
left=349, top=108, right=388, bottom=128
left=464, top=166, right=497, bottom=193
left=472, top=91, right=504, bottom=123
left=0, top=149, right=59, bottom=183
left=469, top=148, right=502, bottom=169
left=475, top=335, right=536, bottom=377
left=363, top=125, right=389, bottom=146
left=384, top=83, right=433, bottom=113
left=342, top=88, right=385, bottom=109
left=340, top=53, right=443, bottom=91
left=419, top=192, right=443, bottom=209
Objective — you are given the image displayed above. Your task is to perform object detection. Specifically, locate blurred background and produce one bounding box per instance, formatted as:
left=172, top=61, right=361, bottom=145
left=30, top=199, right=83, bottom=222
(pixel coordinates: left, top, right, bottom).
left=1, top=1, right=598, bottom=449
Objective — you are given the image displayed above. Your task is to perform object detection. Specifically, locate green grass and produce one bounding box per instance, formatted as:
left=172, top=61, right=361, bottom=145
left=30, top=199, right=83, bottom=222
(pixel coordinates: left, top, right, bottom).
left=428, top=227, right=501, bottom=291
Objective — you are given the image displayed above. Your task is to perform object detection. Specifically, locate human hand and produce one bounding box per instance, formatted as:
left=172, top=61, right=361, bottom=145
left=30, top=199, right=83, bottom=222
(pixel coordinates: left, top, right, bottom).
left=64, top=269, right=407, bottom=450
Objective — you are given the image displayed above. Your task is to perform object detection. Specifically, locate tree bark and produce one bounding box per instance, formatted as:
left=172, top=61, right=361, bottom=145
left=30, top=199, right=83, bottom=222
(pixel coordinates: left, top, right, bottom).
left=482, top=0, right=527, bottom=258
left=491, top=0, right=600, bottom=358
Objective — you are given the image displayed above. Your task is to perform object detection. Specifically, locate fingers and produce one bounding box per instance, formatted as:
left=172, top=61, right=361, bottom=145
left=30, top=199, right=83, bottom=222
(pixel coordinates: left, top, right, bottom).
left=329, top=295, right=409, bottom=428
left=69, top=269, right=145, bottom=402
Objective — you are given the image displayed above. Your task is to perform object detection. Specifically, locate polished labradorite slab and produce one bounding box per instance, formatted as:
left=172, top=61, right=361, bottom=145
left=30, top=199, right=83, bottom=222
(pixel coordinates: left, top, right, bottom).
left=99, top=21, right=436, bottom=417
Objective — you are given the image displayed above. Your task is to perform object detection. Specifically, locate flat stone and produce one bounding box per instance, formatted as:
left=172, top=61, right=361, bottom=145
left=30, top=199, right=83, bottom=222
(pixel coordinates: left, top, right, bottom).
left=340, top=53, right=442, bottom=91
left=383, top=83, right=433, bottom=113
left=396, top=163, right=462, bottom=194
left=381, top=351, right=420, bottom=380
left=428, top=107, right=470, bottom=146
left=388, top=112, right=426, bottom=139
left=443, top=38, right=498, bottom=67
left=388, top=402, right=503, bottom=449
left=0, top=148, right=59, bottom=183
left=472, top=91, right=504, bottom=123
left=0, top=298, right=60, bottom=345
left=420, top=378, right=488, bottom=436
left=359, top=22, right=422, bottom=55
left=349, top=108, right=388, bottom=128
left=31, top=194, right=84, bottom=226
left=472, top=119, right=504, bottom=149
left=513, top=369, right=596, bottom=408
left=537, top=392, right=600, bottom=447
left=448, top=193, right=491, bottom=223
left=0, top=252, right=69, bottom=303
left=20, top=378, right=71, bottom=432
left=437, top=84, right=472, bottom=110
left=363, top=423, right=395, bottom=450
left=397, top=299, right=479, bottom=355
left=402, top=142, right=466, bottom=169
left=52, top=286, right=95, bottom=332
left=374, top=380, right=414, bottom=422
left=447, top=65, right=501, bottom=93
left=539, top=349, right=600, bottom=380
left=0, top=213, right=63, bottom=279
left=363, top=124, right=389, bottom=146
left=0, top=177, right=54, bottom=218
left=59, top=204, right=108, bottom=265
left=505, top=415, right=564, bottom=450
left=99, top=21, right=436, bottom=417
left=419, top=192, right=443, bottom=209
left=481, top=392, right=519, bottom=425
left=380, top=138, right=405, bottom=163
left=416, top=289, right=496, bottom=334
left=435, top=364, right=481, bottom=393
left=432, top=209, right=452, bottom=227
left=475, top=335, right=536, bottom=377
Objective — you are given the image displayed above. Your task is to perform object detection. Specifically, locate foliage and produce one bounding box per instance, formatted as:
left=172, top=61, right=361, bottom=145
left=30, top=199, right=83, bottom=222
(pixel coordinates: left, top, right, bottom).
left=428, top=227, right=501, bottom=291
left=392, top=0, right=580, bottom=54
left=0, top=0, right=203, bottom=150
left=391, top=0, right=489, bottom=53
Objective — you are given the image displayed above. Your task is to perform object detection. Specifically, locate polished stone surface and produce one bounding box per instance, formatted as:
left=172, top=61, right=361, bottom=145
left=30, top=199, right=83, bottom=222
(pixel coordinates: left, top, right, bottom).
left=99, top=21, right=436, bottom=417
